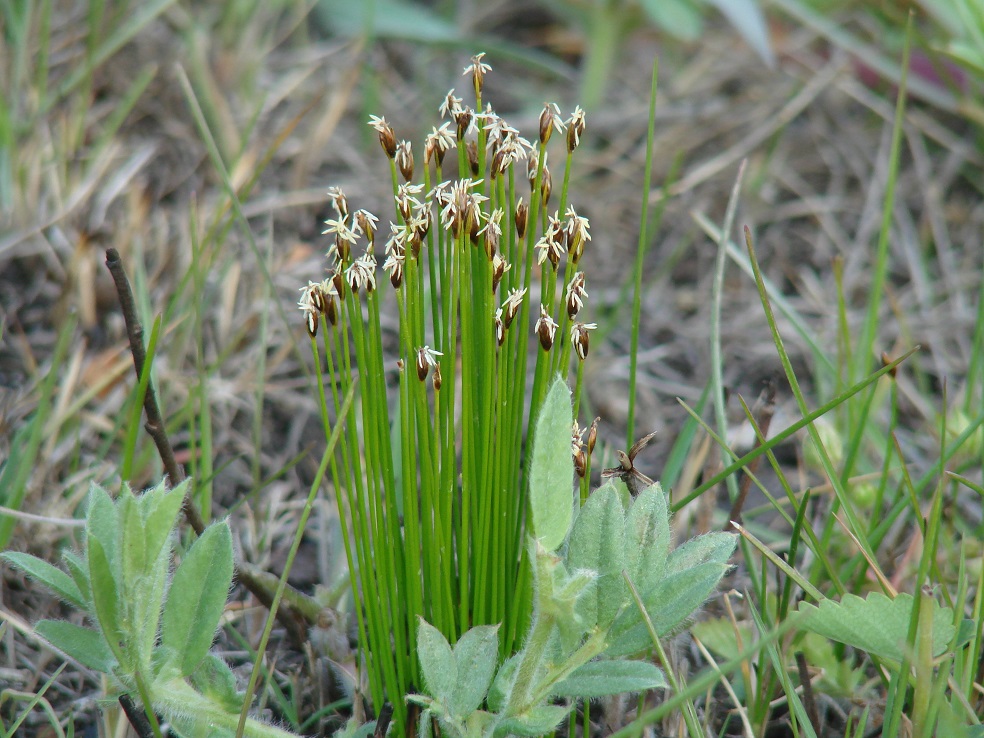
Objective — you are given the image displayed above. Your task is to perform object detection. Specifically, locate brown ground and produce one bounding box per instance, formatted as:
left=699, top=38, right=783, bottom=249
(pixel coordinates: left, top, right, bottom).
left=1, top=3, right=981, bottom=736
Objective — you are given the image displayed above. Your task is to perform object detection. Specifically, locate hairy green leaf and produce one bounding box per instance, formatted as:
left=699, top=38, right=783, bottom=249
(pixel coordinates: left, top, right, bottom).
left=494, top=704, right=569, bottom=737
left=797, top=592, right=956, bottom=662
left=62, top=550, right=91, bottom=610
left=161, top=521, right=234, bottom=676
left=190, top=652, right=245, bottom=713
left=451, top=624, right=499, bottom=718
left=529, top=378, right=574, bottom=552
left=606, top=562, right=730, bottom=657
left=487, top=653, right=519, bottom=713
left=87, top=534, right=123, bottom=665
left=666, top=532, right=736, bottom=574
left=624, top=482, right=670, bottom=597
left=86, top=483, right=119, bottom=573
left=552, top=659, right=667, bottom=698
left=566, top=485, right=626, bottom=629
left=2, top=553, right=85, bottom=610
left=142, top=478, right=186, bottom=570
left=35, top=620, right=115, bottom=673
left=417, top=618, right=456, bottom=705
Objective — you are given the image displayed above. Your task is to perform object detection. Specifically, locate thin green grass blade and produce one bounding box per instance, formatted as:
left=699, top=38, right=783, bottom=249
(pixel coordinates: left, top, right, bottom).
left=708, top=160, right=746, bottom=504
left=627, top=57, right=658, bottom=447
left=120, top=315, right=162, bottom=483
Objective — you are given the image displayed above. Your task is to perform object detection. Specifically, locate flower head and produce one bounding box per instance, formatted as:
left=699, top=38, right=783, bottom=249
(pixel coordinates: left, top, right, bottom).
left=425, top=122, right=456, bottom=167
left=395, top=140, right=414, bottom=181
left=564, top=205, right=591, bottom=262
left=502, top=287, right=527, bottom=329
left=346, top=252, right=378, bottom=294
left=463, top=52, right=491, bottom=95
left=566, top=106, right=586, bottom=152
left=415, top=345, right=443, bottom=381
left=538, top=102, right=565, bottom=145
left=565, top=271, right=588, bottom=319
left=326, top=186, right=349, bottom=219
left=367, top=115, right=397, bottom=158
left=570, top=322, right=597, bottom=361
left=354, top=209, right=379, bottom=247
left=535, top=304, right=559, bottom=351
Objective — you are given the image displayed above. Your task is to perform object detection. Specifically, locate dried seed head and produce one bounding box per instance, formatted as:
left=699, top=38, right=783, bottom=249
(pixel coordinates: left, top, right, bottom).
left=538, top=102, right=564, bottom=145
left=305, top=308, right=319, bottom=338
left=425, top=122, right=455, bottom=167
left=383, top=251, right=404, bottom=289
left=332, top=269, right=346, bottom=300
left=469, top=212, right=481, bottom=246
left=409, top=207, right=431, bottom=256
left=565, top=271, right=587, bottom=319
left=346, top=252, right=377, bottom=294
left=323, top=213, right=358, bottom=264
left=491, top=253, right=510, bottom=293
left=566, top=106, right=586, bottom=153
left=325, top=290, right=338, bottom=326
left=395, top=182, right=424, bottom=223
left=432, top=363, right=442, bottom=391
left=540, top=164, right=552, bottom=205
left=395, top=140, right=414, bottom=181
left=526, top=148, right=546, bottom=189
left=587, top=417, right=599, bottom=455
left=535, top=304, right=558, bottom=351
left=416, top=346, right=443, bottom=382
left=455, top=106, right=474, bottom=140
left=355, top=209, right=379, bottom=248
left=490, top=148, right=507, bottom=179
left=308, top=282, right=325, bottom=314
left=336, top=234, right=352, bottom=262
left=368, top=115, right=397, bottom=159
left=570, top=322, right=597, bottom=361
left=409, top=230, right=424, bottom=259
left=535, top=214, right=565, bottom=271
left=467, top=140, right=480, bottom=176
left=515, top=198, right=528, bottom=239
left=326, top=187, right=349, bottom=219
left=463, top=52, right=491, bottom=96
left=502, top=287, right=526, bottom=328
left=297, top=283, right=322, bottom=330
left=572, top=420, right=585, bottom=456
left=479, top=208, right=503, bottom=260
left=440, top=89, right=464, bottom=120
left=565, top=205, right=591, bottom=263
left=572, top=423, right=588, bottom=477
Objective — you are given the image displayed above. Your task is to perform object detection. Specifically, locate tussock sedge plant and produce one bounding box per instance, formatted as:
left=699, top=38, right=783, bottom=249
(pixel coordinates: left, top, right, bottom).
left=296, top=54, right=603, bottom=726
left=294, top=53, right=738, bottom=733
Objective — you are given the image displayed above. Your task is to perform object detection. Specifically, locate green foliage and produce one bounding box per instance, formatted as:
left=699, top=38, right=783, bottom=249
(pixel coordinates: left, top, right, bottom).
left=798, top=591, right=969, bottom=662
left=408, top=384, right=733, bottom=737
left=529, top=379, right=575, bottom=552
left=2, top=479, right=294, bottom=738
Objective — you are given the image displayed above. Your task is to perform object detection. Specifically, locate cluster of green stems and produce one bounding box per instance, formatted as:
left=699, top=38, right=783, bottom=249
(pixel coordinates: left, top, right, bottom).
left=297, top=54, right=600, bottom=726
